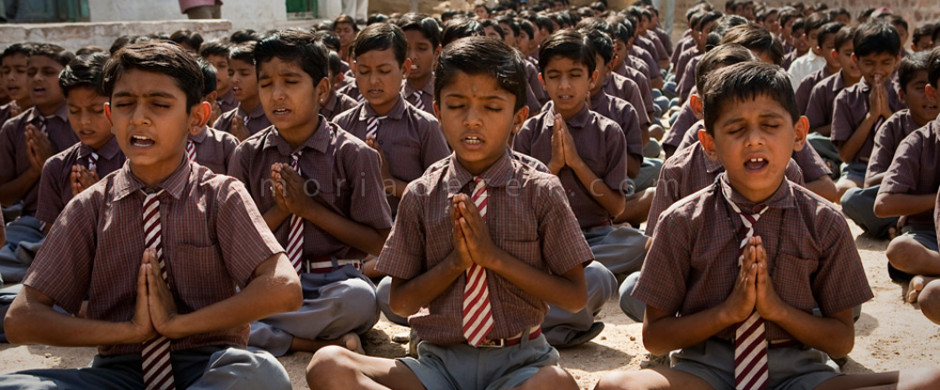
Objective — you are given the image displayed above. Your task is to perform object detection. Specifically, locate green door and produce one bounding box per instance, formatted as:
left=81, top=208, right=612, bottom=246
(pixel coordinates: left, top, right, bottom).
left=4, top=0, right=88, bottom=22
left=286, top=0, right=318, bottom=19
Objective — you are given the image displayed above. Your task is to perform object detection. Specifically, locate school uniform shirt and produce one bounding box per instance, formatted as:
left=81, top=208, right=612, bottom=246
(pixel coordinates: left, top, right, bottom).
left=636, top=35, right=667, bottom=64
left=647, top=140, right=805, bottom=234
left=375, top=150, right=593, bottom=346
left=676, top=120, right=706, bottom=151
left=228, top=117, right=393, bottom=261
left=524, top=59, right=550, bottom=107
left=35, top=136, right=125, bottom=225
left=877, top=116, right=940, bottom=229
left=653, top=26, right=673, bottom=55
left=401, top=78, right=436, bottom=115
left=671, top=34, right=694, bottom=70
left=635, top=173, right=872, bottom=342
left=865, top=109, right=921, bottom=184
left=585, top=92, right=644, bottom=161
left=189, top=125, right=239, bottom=174
left=619, top=55, right=650, bottom=80
left=0, top=105, right=77, bottom=217
left=338, top=83, right=363, bottom=102
left=514, top=104, right=629, bottom=230
left=213, top=104, right=272, bottom=137
left=603, top=73, right=651, bottom=127
left=790, top=140, right=833, bottom=183
left=645, top=30, right=670, bottom=61
left=333, top=96, right=450, bottom=212
left=674, top=46, right=700, bottom=86
left=320, top=90, right=359, bottom=122
left=663, top=101, right=697, bottom=150
left=631, top=45, right=661, bottom=80
left=831, top=78, right=905, bottom=164
left=618, top=64, right=655, bottom=119
left=805, top=71, right=852, bottom=130
left=795, top=67, right=833, bottom=115
left=218, top=89, right=239, bottom=114
left=23, top=158, right=283, bottom=356
left=0, top=101, right=21, bottom=127
left=677, top=55, right=700, bottom=103
left=788, top=51, right=827, bottom=91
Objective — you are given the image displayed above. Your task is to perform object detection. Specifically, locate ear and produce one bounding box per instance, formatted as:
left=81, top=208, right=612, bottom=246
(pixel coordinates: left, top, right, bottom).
left=609, top=53, right=620, bottom=69
left=401, top=57, right=413, bottom=79
left=433, top=45, right=443, bottom=62
left=793, top=115, right=809, bottom=152
left=589, top=68, right=600, bottom=90
left=205, top=90, right=218, bottom=106
left=698, top=128, right=718, bottom=161
left=538, top=73, right=546, bottom=88
left=689, top=94, right=704, bottom=120
left=926, top=84, right=937, bottom=104
left=898, top=87, right=908, bottom=105
left=351, top=60, right=358, bottom=75
left=104, top=102, right=113, bottom=124
left=513, top=105, right=530, bottom=132
left=190, top=102, right=210, bottom=134
left=433, top=102, right=441, bottom=121
left=314, top=77, right=331, bottom=109
left=851, top=53, right=858, bottom=63
left=830, top=49, right=839, bottom=62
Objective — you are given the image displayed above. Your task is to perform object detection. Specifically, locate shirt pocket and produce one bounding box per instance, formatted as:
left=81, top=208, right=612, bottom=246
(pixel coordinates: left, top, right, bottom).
left=499, top=239, right=542, bottom=269
left=169, top=243, right=234, bottom=310
left=771, top=253, right=819, bottom=313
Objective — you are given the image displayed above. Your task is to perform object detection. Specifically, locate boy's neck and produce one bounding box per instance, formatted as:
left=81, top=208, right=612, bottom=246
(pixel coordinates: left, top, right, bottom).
left=406, top=73, right=431, bottom=91
left=556, top=100, right=585, bottom=121
left=456, top=149, right=505, bottom=177
left=728, top=175, right=784, bottom=205
left=131, top=155, right=185, bottom=187
left=35, top=100, right=64, bottom=117
left=825, top=63, right=840, bottom=75
left=369, top=94, right=400, bottom=117
left=14, top=97, right=32, bottom=108
left=841, top=71, right=860, bottom=87
left=85, top=135, right=113, bottom=152
left=280, top=115, right=319, bottom=150
left=240, top=97, right=260, bottom=113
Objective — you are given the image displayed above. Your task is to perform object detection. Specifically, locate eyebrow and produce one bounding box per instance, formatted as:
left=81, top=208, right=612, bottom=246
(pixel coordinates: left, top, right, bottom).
left=443, top=92, right=509, bottom=101
left=112, top=91, right=179, bottom=99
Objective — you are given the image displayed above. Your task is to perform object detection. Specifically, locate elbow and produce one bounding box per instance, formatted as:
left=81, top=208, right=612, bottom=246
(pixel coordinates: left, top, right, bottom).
left=561, top=290, right=588, bottom=313
left=641, top=328, right=671, bottom=356
left=872, top=195, right=890, bottom=218
left=274, top=273, right=303, bottom=313
left=389, top=296, right=418, bottom=319
left=826, top=338, right=855, bottom=360
left=4, top=305, right=31, bottom=345
left=806, top=177, right=839, bottom=203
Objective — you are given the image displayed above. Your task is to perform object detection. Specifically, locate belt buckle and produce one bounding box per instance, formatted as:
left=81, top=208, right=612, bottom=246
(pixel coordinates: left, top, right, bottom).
left=476, top=338, right=505, bottom=348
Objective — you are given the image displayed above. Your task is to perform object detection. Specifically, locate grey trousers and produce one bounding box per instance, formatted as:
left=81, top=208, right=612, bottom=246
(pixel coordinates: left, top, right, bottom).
left=635, top=158, right=664, bottom=193
left=841, top=186, right=897, bottom=239
left=0, top=216, right=44, bottom=285
left=618, top=271, right=645, bottom=322
left=376, top=276, right=408, bottom=326
left=249, top=265, right=379, bottom=356
left=0, top=346, right=290, bottom=389
left=583, top=224, right=648, bottom=276
left=542, top=261, right=617, bottom=346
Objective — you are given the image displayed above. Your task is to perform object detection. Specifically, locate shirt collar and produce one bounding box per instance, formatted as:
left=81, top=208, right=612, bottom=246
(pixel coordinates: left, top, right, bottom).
left=239, top=103, right=267, bottom=120
left=25, top=104, right=68, bottom=125
left=590, top=90, right=609, bottom=107
left=545, top=103, right=591, bottom=129
left=112, top=157, right=192, bottom=202
left=78, top=136, right=122, bottom=160
left=358, top=94, right=406, bottom=121
left=262, top=116, right=332, bottom=155
left=443, top=148, right=516, bottom=196
left=717, top=172, right=796, bottom=213
left=401, top=77, right=434, bottom=96
left=188, top=125, right=209, bottom=143
left=323, top=90, right=339, bottom=112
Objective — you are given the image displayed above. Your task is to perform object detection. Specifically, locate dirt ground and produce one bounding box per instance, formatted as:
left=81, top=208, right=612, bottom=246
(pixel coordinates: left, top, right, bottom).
left=1, top=220, right=938, bottom=389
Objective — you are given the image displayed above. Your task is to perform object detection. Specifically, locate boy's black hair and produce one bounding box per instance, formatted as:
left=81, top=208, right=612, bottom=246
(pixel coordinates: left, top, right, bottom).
left=334, top=14, right=360, bottom=32
left=367, top=13, right=389, bottom=25
left=170, top=29, right=204, bottom=50
left=702, top=61, right=799, bottom=134
left=59, top=52, right=109, bottom=97
left=313, top=30, right=341, bottom=52
left=705, top=15, right=748, bottom=51
left=517, top=18, right=536, bottom=40
left=695, top=43, right=758, bottom=93
left=697, top=11, right=723, bottom=33
left=30, top=43, right=75, bottom=67
left=803, top=12, right=831, bottom=36
left=858, top=7, right=875, bottom=22
left=479, top=19, right=505, bottom=40
left=229, top=41, right=257, bottom=65
left=817, top=22, right=844, bottom=47
left=833, top=26, right=855, bottom=52
left=75, top=46, right=106, bottom=56
left=198, top=38, right=230, bottom=59
left=196, top=57, right=218, bottom=97
left=604, top=16, right=633, bottom=44
left=538, top=29, right=596, bottom=74
left=854, top=22, right=901, bottom=58
left=328, top=51, right=343, bottom=77
left=1, top=42, right=33, bottom=62
left=435, top=36, right=527, bottom=111
left=103, top=42, right=204, bottom=111
left=928, top=46, right=940, bottom=87
left=532, top=14, right=555, bottom=35
left=441, top=18, right=484, bottom=47
left=254, top=29, right=329, bottom=84
left=791, top=18, right=805, bottom=36
left=230, top=29, right=261, bottom=44
left=913, top=23, right=935, bottom=44
left=898, top=51, right=929, bottom=93
left=719, top=24, right=784, bottom=65
left=352, top=22, right=407, bottom=65
left=933, top=22, right=940, bottom=47
left=397, top=13, right=442, bottom=48
left=496, top=15, right=520, bottom=38
left=779, top=8, right=800, bottom=28
left=441, top=10, right=458, bottom=21
left=886, top=14, right=908, bottom=33
left=578, top=27, right=614, bottom=65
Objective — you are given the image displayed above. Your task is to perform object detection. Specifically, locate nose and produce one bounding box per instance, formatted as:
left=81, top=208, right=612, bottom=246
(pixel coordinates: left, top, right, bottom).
left=464, top=104, right=483, bottom=128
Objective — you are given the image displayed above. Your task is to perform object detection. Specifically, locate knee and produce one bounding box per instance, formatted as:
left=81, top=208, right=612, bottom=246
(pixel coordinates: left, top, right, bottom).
left=306, top=346, right=357, bottom=388
left=886, top=236, right=925, bottom=269
left=918, top=282, right=940, bottom=324
left=522, top=366, right=578, bottom=390
left=839, top=188, right=861, bottom=209
left=595, top=371, right=638, bottom=390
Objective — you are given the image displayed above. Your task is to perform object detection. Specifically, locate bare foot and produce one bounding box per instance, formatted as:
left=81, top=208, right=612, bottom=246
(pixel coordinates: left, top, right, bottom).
left=289, top=333, right=365, bottom=355
left=907, top=275, right=937, bottom=303
left=888, top=226, right=899, bottom=240
left=342, top=332, right=365, bottom=354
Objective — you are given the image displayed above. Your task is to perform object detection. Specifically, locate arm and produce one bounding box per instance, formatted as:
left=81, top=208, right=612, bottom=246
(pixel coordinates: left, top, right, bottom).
left=627, top=155, right=641, bottom=179
left=873, top=192, right=936, bottom=218
left=560, top=122, right=627, bottom=217
left=388, top=251, right=468, bottom=317
left=0, top=169, right=40, bottom=206
left=864, top=172, right=885, bottom=188
left=803, top=176, right=839, bottom=203
left=810, top=124, right=832, bottom=137
left=836, top=113, right=880, bottom=163
left=262, top=204, right=291, bottom=231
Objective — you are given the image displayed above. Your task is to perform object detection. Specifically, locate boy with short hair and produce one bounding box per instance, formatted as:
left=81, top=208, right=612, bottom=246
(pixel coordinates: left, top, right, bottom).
left=794, top=21, right=843, bottom=113
left=597, top=61, right=940, bottom=390
left=0, top=43, right=76, bottom=283
left=198, top=39, right=237, bottom=119
left=0, top=41, right=301, bottom=389
left=515, top=30, right=635, bottom=348
left=788, top=12, right=832, bottom=90
left=0, top=43, right=33, bottom=126
left=874, top=47, right=940, bottom=323
left=831, top=22, right=906, bottom=197
left=186, top=58, right=239, bottom=174
left=307, top=35, right=587, bottom=390
left=318, top=51, right=358, bottom=121
left=228, top=30, right=392, bottom=356
left=36, top=52, right=125, bottom=229
left=213, top=42, right=271, bottom=141
left=397, top=13, right=441, bottom=115
left=842, top=52, right=938, bottom=239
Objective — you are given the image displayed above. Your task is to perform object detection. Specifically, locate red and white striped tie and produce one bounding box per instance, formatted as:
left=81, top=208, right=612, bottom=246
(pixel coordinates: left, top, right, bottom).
left=285, top=152, right=304, bottom=273
left=365, top=115, right=386, bottom=140
left=141, top=189, right=175, bottom=390
left=87, top=152, right=98, bottom=171
left=185, top=140, right=197, bottom=163
left=411, top=91, right=425, bottom=112
left=724, top=195, right=770, bottom=390
left=462, top=177, right=495, bottom=346
left=38, top=117, right=48, bottom=135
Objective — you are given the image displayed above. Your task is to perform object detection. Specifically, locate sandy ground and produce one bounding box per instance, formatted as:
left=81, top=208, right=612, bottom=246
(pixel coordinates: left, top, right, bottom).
left=1, top=220, right=939, bottom=389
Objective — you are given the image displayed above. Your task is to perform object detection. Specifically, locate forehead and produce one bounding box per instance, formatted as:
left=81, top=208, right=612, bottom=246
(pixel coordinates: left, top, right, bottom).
left=230, top=58, right=255, bottom=68
left=403, top=29, right=433, bottom=45
left=258, top=57, right=311, bottom=77
left=544, top=55, right=589, bottom=71
left=2, top=53, right=28, bottom=65
left=441, top=71, right=514, bottom=99
left=355, top=48, right=399, bottom=65
left=112, top=68, right=186, bottom=98
left=713, top=94, right=793, bottom=124
left=67, top=85, right=108, bottom=101
left=28, top=55, right=63, bottom=68
left=857, top=52, right=897, bottom=62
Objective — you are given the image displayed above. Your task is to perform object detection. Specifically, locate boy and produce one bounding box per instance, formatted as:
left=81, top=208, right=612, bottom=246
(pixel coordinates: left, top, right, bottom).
left=306, top=35, right=586, bottom=390
left=319, top=51, right=358, bottom=122
left=0, top=43, right=33, bottom=126
left=0, top=43, right=76, bottom=284
left=397, top=13, right=441, bottom=115
left=333, top=23, right=449, bottom=219
left=794, top=21, right=843, bottom=114
left=213, top=42, right=271, bottom=141
left=842, top=52, right=937, bottom=239
left=227, top=30, right=392, bottom=356
left=787, top=12, right=831, bottom=91
left=0, top=41, right=301, bottom=389
left=597, top=61, right=940, bottom=390
left=186, top=58, right=239, bottom=174
left=831, top=22, right=905, bottom=197
left=198, top=39, right=237, bottom=119
left=36, top=53, right=126, bottom=230
left=875, top=47, right=940, bottom=322
left=514, top=30, right=634, bottom=348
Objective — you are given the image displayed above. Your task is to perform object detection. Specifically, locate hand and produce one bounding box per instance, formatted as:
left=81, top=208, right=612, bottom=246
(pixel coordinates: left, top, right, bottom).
left=753, top=237, right=787, bottom=322
left=230, top=113, right=251, bottom=141
left=557, top=115, right=582, bottom=167
left=270, top=163, right=316, bottom=217
left=131, top=250, right=157, bottom=343
left=70, top=165, right=100, bottom=196
left=454, top=194, right=499, bottom=268
left=144, top=248, right=180, bottom=338
left=722, top=237, right=759, bottom=324
left=548, top=113, right=566, bottom=173
left=208, top=101, right=222, bottom=125
left=25, top=124, right=54, bottom=173
left=450, top=195, right=473, bottom=272
left=366, top=136, right=394, bottom=182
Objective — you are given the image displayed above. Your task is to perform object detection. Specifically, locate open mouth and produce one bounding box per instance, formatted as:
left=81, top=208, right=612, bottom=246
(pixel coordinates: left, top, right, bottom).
left=272, top=108, right=290, bottom=115
left=130, top=135, right=155, bottom=147
left=464, top=136, right=483, bottom=145
left=744, top=157, right=768, bottom=171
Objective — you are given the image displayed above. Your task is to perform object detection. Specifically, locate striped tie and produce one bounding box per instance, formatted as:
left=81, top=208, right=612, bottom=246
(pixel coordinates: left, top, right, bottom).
left=285, top=152, right=304, bottom=273
left=38, top=116, right=48, bottom=135
left=462, top=177, right=495, bottom=346
left=88, top=152, right=98, bottom=171
left=723, top=193, right=770, bottom=390
left=365, top=115, right=386, bottom=139
left=141, top=189, right=175, bottom=390
left=185, top=140, right=197, bottom=163
left=411, top=91, right=425, bottom=112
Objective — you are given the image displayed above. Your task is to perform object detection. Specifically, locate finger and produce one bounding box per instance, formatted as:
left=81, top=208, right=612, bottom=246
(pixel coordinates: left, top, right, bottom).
left=138, top=263, right=149, bottom=298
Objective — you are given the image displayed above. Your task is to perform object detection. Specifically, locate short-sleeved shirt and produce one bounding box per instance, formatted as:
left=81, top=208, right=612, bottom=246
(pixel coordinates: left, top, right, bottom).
left=333, top=96, right=450, bottom=212
left=603, top=73, right=651, bottom=127
left=789, top=140, right=833, bottom=183
left=635, top=174, right=872, bottom=342
left=677, top=55, right=700, bottom=103
left=524, top=60, right=550, bottom=107
left=631, top=45, right=661, bottom=79
left=654, top=27, right=673, bottom=55
left=338, top=82, right=363, bottom=102
left=877, top=117, right=940, bottom=229
left=866, top=110, right=921, bottom=184
left=190, top=125, right=239, bottom=174
left=0, top=101, right=21, bottom=127
left=805, top=71, right=852, bottom=130
left=24, top=159, right=283, bottom=356
left=401, top=78, right=436, bottom=116
left=644, top=30, right=670, bottom=62
left=375, top=150, right=593, bottom=346
left=676, top=120, right=706, bottom=151
left=646, top=142, right=804, bottom=234
left=320, top=90, right=359, bottom=121
left=586, top=92, right=644, bottom=160
left=831, top=78, right=905, bottom=164
left=675, top=47, right=700, bottom=87
left=514, top=105, right=629, bottom=229
left=213, top=104, right=272, bottom=137
left=671, top=35, right=694, bottom=70
left=795, top=67, right=833, bottom=115
left=228, top=117, right=393, bottom=260
left=218, top=89, right=239, bottom=114
left=0, top=105, right=77, bottom=216
left=788, top=51, right=827, bottom=91
left=618, top=64, right=655, bottom=119
left=664, top=102, right=698, bottom=150
left=620, top=55, right=651, bottom=80
left=36, top=136, right=125, bottom=225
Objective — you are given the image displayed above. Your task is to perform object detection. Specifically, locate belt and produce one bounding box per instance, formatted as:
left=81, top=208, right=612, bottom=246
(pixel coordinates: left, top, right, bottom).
left=304, top=258, right=361, bottom=274
left=471, top=326, right=542, bottom=348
